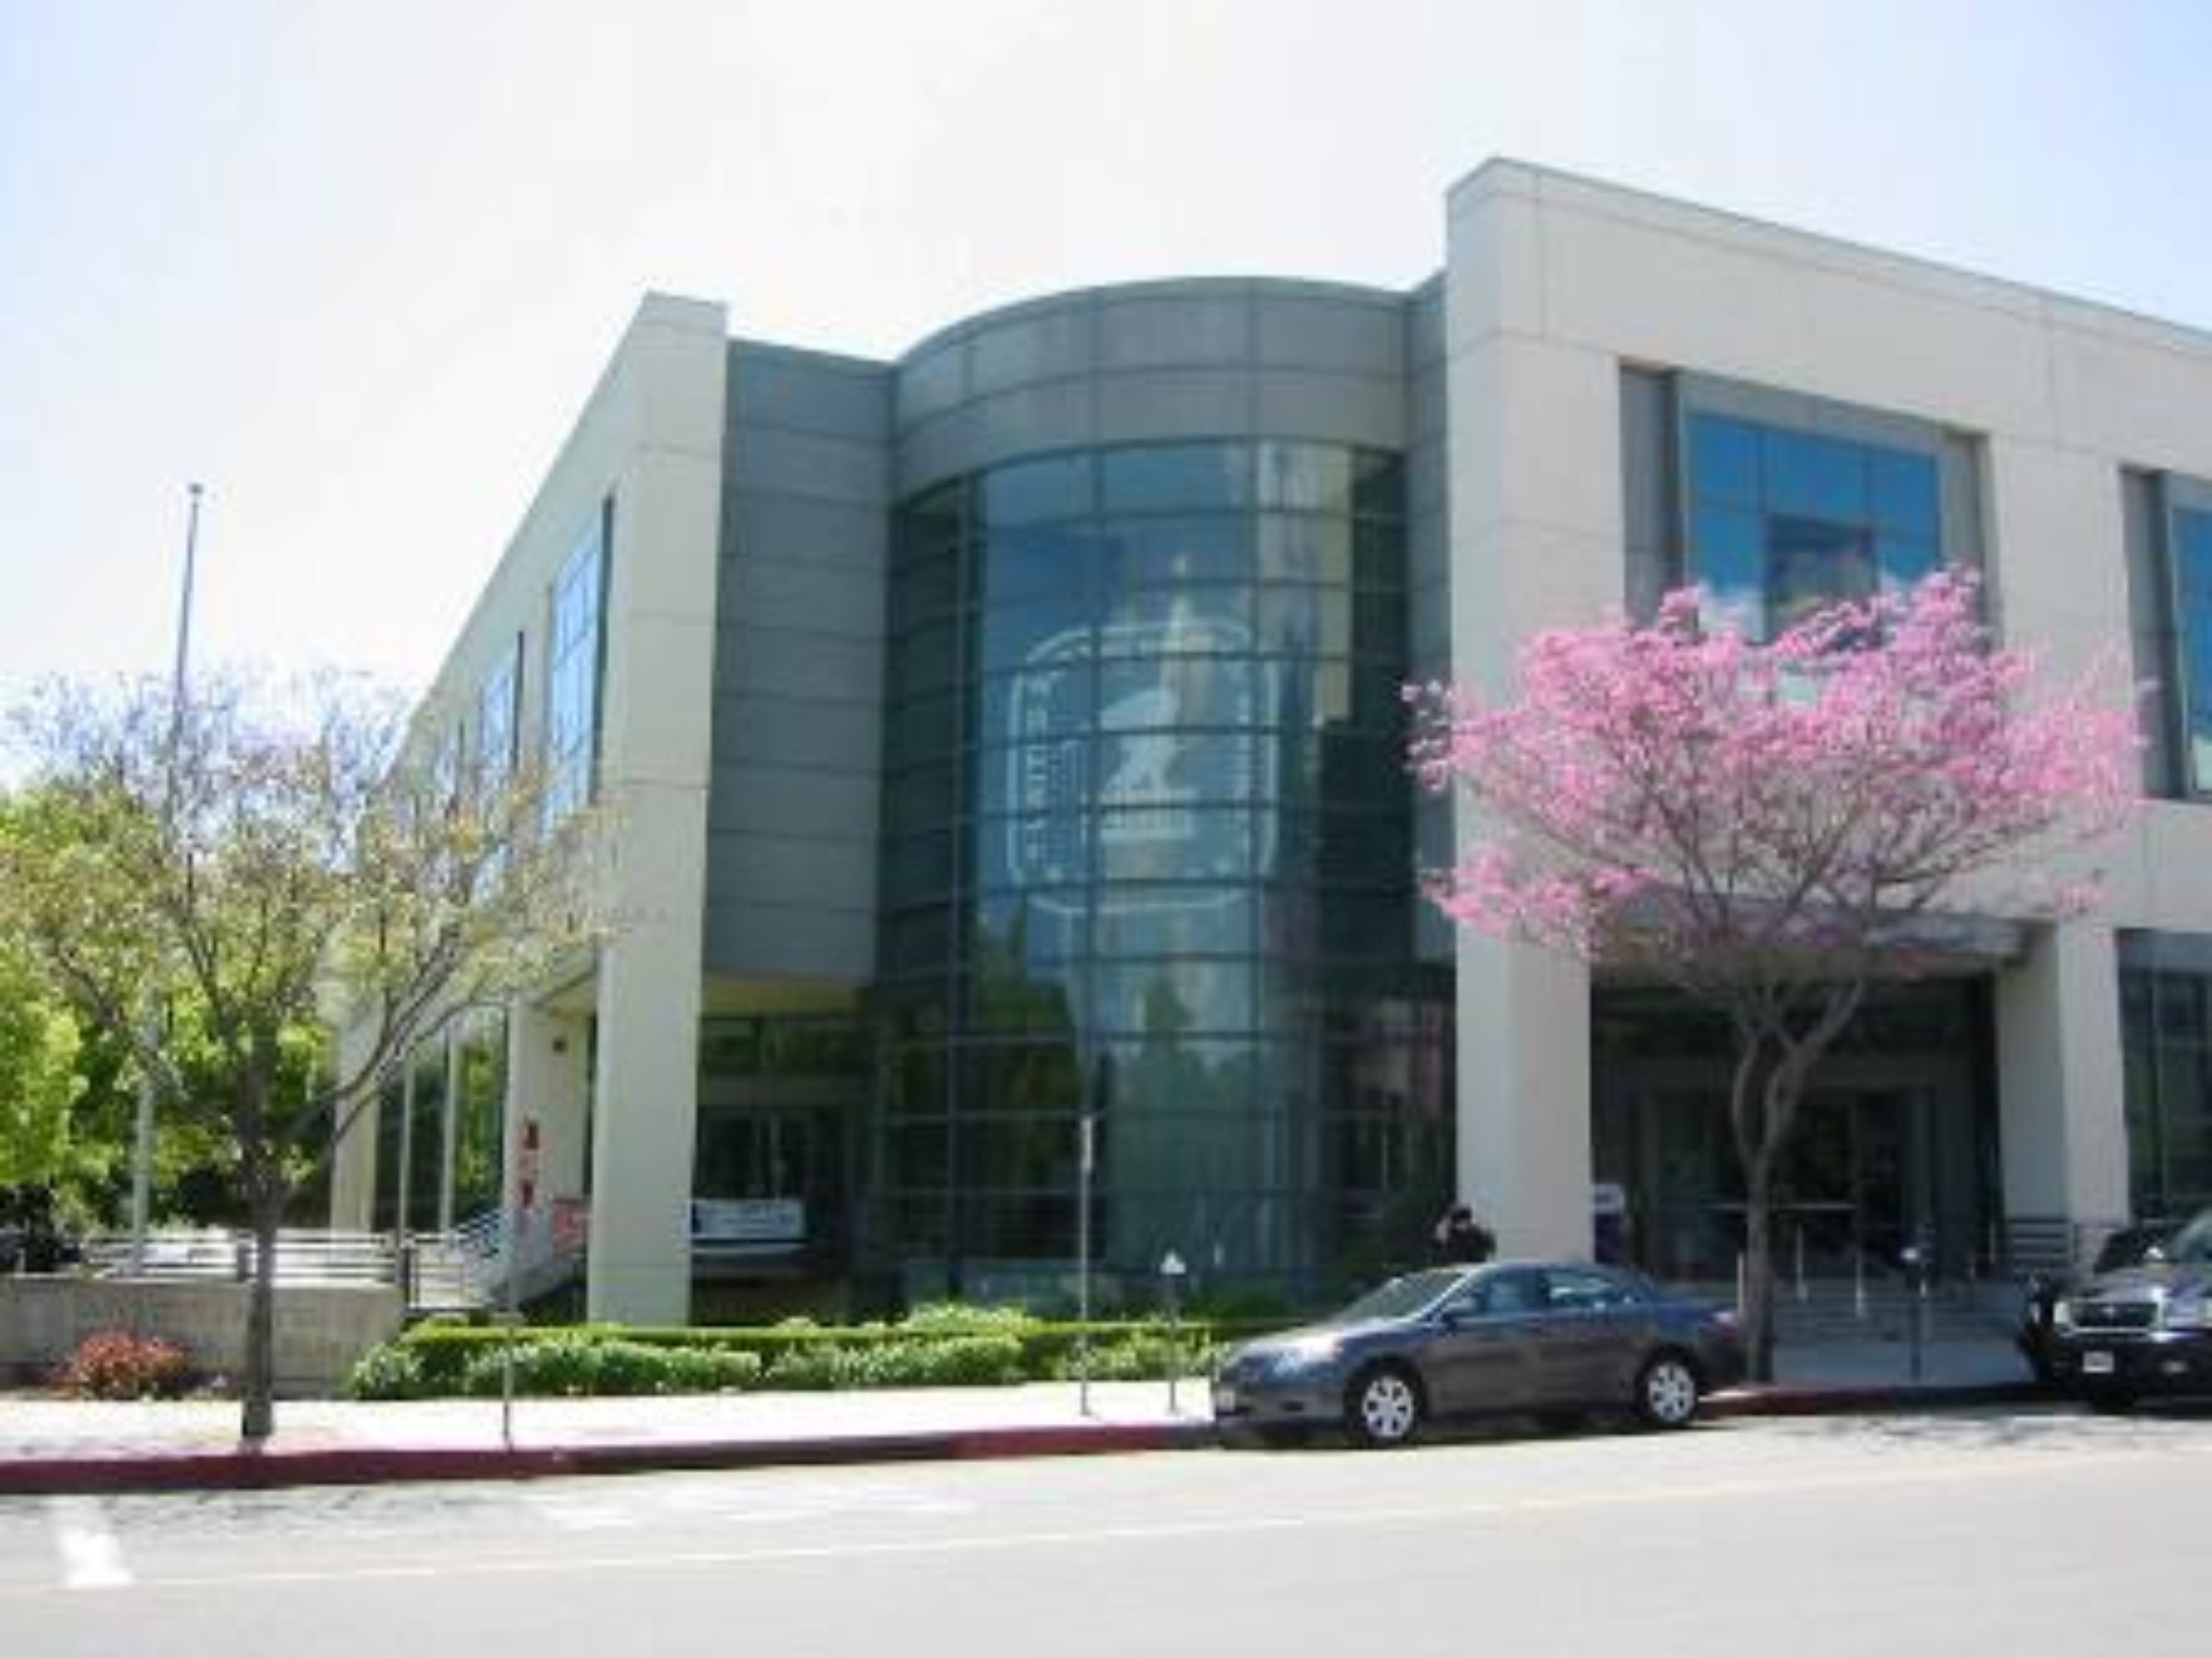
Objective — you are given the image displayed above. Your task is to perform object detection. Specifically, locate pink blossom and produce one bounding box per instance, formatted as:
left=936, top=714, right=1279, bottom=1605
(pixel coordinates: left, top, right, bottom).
left=1406, top=573, right=2144, bottom=970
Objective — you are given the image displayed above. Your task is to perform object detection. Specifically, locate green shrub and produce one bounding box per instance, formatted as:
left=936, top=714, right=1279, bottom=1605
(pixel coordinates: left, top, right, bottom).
left=1047, top=1328, right=1223, bottom=1382
left=456, top=1335, right=762, bottom=1398
left=57, top=1331, right=194, bottom=1400
left=880, top=1335, right=1028, bottom=1387
left=897, top=1302, right=1040, bottom=1341
left=345, top=1341, right=430, bottom=1401
left=355, top=1309, right=1253, bottom=1398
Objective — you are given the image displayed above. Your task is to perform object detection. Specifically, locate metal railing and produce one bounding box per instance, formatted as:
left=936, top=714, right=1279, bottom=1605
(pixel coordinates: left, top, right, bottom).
left=76, top=1225, right=524, bottom=1313
left=82, top=1228, right=401, bottom=1286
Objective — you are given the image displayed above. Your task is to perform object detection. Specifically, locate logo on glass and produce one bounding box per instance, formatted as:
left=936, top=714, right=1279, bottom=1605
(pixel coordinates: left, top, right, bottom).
left=1007, top=604, right=1273, bottom=910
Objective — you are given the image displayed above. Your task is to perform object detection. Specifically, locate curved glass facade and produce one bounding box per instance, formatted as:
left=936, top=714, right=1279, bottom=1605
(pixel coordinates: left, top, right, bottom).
left=870, top=439, right=1451, bottom=1304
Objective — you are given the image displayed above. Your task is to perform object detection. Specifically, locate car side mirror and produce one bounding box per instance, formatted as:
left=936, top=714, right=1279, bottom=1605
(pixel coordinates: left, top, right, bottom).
left=2144, top=1243, right=2170, bottom=1265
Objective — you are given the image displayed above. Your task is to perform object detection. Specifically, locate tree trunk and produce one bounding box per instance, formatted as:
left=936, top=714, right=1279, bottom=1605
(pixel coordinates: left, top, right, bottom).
left=1742, top=1153, right=1777, bottom=1382
left=241, top=1180, right=281, bottom=1446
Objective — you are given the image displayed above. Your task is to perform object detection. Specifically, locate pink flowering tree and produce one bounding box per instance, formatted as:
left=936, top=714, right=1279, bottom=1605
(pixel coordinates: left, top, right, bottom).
left=1407, top=574, right=2139, bottom=1377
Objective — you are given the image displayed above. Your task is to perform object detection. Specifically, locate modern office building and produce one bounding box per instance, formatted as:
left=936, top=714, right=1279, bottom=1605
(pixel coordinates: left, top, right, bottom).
left=331, top=160, right=2212, bottom=1326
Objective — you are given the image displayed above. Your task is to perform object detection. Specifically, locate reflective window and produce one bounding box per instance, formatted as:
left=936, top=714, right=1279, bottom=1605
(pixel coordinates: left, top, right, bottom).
left=1101, top=442, right=1248, bottom=514
left=1683, top=411, right=1945, bottom=639
left=1098, top=516, right=1249, bottom=590
left=982, top=453, right=1092, bottom=524
left=452, top=1013, right=506, bottom=1221
left=2176, top=508, right=2212, bottom=794
left=2123, top=960, right=2212, bottom=1217
left=476, top=637, right=521, bottom=793
left=975, top=525, right=1095, bottom=605
left=546, top=502, right=608, bottom=820
left=878, top=439, right=1444, bottom=1294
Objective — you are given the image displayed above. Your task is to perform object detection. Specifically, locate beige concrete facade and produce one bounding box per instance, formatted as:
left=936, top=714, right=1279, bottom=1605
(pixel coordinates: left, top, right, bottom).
left=340, top=164, right=2212, bottom=1321
left=333, top=295, right=726, bottom=1323
left=1443, top=159, right=2212, bottom=1248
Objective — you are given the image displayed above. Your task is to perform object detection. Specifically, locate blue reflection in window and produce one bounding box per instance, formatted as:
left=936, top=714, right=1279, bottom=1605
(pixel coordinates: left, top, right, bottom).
left=1100, top=516, right=1250, bottom=589
left=976, top=526, right=1094, bottom=604
left=982, top=453, right=1093, bottom=524
left=1764, top=429, right=1866, bottom=521
left=1871, top=448, right=1940, bottom=535
left=1877, top=534, right=1939, bottom=595
left=2178, top=508, right=2212, bottom=793
left=1100, top=442, right=1248, bottom=514
left=1686, top=408, right=1947, bottom=640
left=1691, top=504, right=1763, bottom=634
left=1688, top=414, right=1760, bottom=506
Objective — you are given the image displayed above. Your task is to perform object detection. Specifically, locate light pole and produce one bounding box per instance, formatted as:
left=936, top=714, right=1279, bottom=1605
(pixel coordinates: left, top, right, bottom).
left=1076, top=1107, right=1096, bottom=1418
left=128, top=482, right=203, bottom=1272
left=1159, top=1250, right=1187, bottom=1414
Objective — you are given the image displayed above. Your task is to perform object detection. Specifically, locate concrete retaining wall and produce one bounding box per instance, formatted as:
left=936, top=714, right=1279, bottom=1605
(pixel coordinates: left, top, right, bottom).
left=0, top=1277, right=406, bottom=1396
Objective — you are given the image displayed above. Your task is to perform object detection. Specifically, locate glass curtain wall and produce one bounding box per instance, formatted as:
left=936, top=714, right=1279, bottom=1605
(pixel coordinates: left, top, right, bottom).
left=451, top=1013, right=507, bottom=1222
left=2121, top=935, right=2212, bottom=1218
left=874, top=440, right=1450, bottom=1306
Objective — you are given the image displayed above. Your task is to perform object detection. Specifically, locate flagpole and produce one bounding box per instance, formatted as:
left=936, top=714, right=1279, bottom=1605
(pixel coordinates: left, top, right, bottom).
left=129, top=482, right=204, bottom=1271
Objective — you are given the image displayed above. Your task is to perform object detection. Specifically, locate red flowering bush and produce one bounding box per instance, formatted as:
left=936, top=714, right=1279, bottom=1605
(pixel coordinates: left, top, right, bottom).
left=57, top=1331, right=194, bottom=1400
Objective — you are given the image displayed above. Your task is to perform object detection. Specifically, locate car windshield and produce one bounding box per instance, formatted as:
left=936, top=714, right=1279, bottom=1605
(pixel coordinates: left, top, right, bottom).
left=1328, top=1268, right=1470, bottom=1324
left=2162, top=1212, right=2212, bottom=1264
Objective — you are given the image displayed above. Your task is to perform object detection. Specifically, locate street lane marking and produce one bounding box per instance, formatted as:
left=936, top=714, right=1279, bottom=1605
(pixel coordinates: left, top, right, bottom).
left=525, top=1480, right=975, bottom=1532
left=0, top=1438, right=2192, bottom=1601
left=46, top=1497, right=131, bottom=1591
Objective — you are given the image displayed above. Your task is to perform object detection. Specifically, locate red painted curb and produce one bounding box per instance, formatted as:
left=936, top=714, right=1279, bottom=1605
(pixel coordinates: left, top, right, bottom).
left=0, top=1421, right=1214, bottom=1497
left=0, top=1388, right=2039, bottom=1496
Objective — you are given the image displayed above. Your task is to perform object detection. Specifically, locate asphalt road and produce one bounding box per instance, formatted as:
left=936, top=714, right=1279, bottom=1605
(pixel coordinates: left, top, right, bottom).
left=4, top=1405, right=2207, bottom=1657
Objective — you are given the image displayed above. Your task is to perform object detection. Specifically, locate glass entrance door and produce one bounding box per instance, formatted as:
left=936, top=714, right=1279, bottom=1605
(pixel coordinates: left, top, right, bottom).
left=1775, top=1088, right=1932, bottom=1273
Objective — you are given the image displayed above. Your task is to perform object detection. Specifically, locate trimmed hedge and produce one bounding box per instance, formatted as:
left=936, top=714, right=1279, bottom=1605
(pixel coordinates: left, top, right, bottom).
left=345, top=1303, right=1264, bottom=1401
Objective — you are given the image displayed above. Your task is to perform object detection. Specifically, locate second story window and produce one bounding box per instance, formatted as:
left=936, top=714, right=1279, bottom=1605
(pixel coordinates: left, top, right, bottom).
left=477, top=634, right=522, bottom=796
left=1683, top=404, right=1945, bottom=640
left=547, top=500, right=609, bottom=821
left=2170, top=499, right=2212, bottom=795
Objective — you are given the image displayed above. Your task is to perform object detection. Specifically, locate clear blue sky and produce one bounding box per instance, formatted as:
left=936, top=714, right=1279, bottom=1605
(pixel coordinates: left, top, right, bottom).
left=6, top=0, right=2210, bottom=711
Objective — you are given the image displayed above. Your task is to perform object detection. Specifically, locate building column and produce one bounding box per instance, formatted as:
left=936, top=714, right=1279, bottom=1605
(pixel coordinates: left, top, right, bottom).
left=585, top=917, right=703, bottom=1323
left=1455, top=934, right=1594, bottom=1257
left=503, top=999, right=591, bottom=1225
left=326, top=1014, right=382, bottom=1229
left=1996, top=922, right=2130, bottom=1242
left=1441, top=170, right=1621, bottom=1262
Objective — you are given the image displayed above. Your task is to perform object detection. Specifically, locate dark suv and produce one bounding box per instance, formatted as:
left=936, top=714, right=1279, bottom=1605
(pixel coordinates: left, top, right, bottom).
left=2044, top=1210, right=2212, bottom=1409
left=2017, top=1221, right=2175, bottom=1385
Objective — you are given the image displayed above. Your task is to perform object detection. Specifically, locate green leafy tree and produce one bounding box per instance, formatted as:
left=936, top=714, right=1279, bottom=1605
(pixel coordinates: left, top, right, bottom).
left=0, top=672, right=604, bottom=1442
left=0, top=939, right=87, bottom=1197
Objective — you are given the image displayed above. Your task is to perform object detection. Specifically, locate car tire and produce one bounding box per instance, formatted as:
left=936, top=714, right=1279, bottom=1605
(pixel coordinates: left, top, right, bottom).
left=1346, top=1364, right=1424, bottom=1448
left=1634, top=1351, right=1702, bottom=1429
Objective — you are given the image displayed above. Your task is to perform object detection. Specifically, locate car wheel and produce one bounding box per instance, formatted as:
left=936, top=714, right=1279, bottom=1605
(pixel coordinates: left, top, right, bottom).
left=1634, top=1352, right=1701, bottom=1429
left=1346, top=1365, right=1424, bottom=1448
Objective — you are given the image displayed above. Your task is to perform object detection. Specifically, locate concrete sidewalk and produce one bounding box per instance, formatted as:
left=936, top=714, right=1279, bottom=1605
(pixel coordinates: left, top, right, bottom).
left=0, top=1327, right=2044, bottom=1496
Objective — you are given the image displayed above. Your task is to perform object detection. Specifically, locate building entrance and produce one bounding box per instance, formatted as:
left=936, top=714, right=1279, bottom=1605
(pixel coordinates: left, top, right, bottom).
left=1594, top=982, right=1994, bottom=1284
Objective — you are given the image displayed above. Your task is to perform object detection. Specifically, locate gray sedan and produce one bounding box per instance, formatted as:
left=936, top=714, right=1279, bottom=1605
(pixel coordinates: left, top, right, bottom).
left=1211, top=1262, right=1746, bottom=1447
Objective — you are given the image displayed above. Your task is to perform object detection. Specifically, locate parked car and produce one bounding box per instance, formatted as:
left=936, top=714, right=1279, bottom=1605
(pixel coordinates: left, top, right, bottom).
left=2017, top=1217, right=2187, bottom=1387
left=1211, top=1261, right=1746, bottom=1447
left=2041, top=1209, right=2212, bottom=1409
